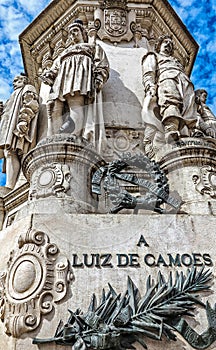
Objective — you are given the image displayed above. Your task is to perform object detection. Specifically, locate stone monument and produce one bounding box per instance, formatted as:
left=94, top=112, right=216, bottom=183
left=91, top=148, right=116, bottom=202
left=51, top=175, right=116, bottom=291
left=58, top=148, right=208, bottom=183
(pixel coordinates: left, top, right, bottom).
left=0, top=1, right=216, bottom=349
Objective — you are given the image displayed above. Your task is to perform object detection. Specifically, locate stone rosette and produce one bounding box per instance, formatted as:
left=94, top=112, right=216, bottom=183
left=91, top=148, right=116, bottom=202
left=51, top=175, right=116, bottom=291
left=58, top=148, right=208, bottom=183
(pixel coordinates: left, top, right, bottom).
left=0, top=228, right=73, bottom=337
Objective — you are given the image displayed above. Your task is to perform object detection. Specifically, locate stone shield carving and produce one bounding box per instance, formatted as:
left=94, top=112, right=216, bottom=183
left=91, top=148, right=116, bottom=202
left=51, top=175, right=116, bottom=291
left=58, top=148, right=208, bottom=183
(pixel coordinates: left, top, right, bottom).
left=0, top=229, right=73, bottom=337
left=104, top=9, right=127, bottom=36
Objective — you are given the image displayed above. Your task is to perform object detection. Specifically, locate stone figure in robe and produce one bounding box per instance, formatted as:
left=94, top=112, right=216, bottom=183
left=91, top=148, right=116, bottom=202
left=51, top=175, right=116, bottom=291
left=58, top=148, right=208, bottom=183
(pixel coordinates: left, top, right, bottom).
left=194, top=89, right=216, bottom=138
left=40, top=19, right=109, bottom=150
left=0, top=74, right=39, bottom=189
left=142, top=34, right=197, bottom=157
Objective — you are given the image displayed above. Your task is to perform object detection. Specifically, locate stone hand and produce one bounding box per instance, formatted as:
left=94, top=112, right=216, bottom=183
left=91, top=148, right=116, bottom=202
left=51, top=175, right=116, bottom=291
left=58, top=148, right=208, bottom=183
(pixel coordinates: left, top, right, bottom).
left=206, top=127, right=216, bottom=138
left=148, top=86, right=157, bottom=97
left=17, top=121, right=28, bottom=134
left=94, top=77, right=103, bottom=92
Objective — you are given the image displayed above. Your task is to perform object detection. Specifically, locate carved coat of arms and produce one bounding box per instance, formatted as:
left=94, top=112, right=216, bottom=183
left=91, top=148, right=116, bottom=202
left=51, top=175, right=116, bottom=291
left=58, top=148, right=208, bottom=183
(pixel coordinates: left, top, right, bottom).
left=104, top=9, right=127, bottom=36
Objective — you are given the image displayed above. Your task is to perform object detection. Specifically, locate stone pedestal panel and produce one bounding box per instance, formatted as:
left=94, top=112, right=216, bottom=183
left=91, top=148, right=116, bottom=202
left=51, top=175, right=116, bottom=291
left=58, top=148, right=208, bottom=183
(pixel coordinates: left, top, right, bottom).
left=0, top=213, right=215, bottom=349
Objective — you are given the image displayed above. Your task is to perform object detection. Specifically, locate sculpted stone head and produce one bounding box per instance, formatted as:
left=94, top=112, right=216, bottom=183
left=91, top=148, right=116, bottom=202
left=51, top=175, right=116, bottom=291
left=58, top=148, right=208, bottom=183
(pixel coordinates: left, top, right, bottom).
left=195, top=89, right=208, bottom=104
left=13, top=74, right=28, bottom=90
left=68, top=19, right=87, bottom=44
left=155, top=34, right=174, bottom=55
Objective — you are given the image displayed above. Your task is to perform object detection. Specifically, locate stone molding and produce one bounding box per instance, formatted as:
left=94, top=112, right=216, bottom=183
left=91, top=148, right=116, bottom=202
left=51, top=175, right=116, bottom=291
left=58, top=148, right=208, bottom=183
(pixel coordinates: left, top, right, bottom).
left=0, top=228, right=73, bottom=337
left=3, top=183, right=29, bottom=213
left=0, top=183, right=29, bottom=229
left=159, top=138, right=216, bottom=173
left=22, top=135, right=103, bottom=182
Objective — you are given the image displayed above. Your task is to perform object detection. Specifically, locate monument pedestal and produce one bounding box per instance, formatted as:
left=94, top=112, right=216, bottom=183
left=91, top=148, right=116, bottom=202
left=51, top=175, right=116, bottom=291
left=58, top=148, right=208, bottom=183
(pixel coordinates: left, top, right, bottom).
left=158, top=138, right=216, bottom=215
left=0, top=138, right=216, bottom=350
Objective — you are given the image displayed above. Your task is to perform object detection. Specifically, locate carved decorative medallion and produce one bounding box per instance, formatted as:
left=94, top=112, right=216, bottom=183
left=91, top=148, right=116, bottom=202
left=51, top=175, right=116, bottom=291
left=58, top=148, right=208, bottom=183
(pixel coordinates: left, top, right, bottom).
left=0, top=229, right=73, bottom=337
left=104, top=0, right=128, bottom=37
left=30, top=162, right=71, bottom=199
left=105, top=129, right=142, bottom=156
left=192, top=166, right=216, bottom=198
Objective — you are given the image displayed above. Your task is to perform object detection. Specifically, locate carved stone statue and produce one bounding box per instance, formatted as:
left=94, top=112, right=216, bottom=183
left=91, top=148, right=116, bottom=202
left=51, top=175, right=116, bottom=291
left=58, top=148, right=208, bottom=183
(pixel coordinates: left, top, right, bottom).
left=142, top=34, right=197, bottom=154
left=195, top=89, right=216, bottom=138
left=41, top=19, right=109, bottom=147
left=0, top=74, right=39, bottom=189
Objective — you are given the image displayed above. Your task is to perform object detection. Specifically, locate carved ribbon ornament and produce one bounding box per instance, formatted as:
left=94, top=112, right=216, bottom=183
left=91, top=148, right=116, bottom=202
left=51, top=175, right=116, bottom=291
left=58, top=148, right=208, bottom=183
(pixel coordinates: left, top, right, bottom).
left=92, top=153, right=182, bottom=213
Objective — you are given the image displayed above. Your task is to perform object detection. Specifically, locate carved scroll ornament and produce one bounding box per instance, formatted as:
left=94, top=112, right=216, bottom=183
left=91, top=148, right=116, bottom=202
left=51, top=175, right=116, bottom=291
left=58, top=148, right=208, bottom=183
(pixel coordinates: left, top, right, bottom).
left=192, top=166, right=216, bottom=198
left=0, top=229, right=73, bottom=337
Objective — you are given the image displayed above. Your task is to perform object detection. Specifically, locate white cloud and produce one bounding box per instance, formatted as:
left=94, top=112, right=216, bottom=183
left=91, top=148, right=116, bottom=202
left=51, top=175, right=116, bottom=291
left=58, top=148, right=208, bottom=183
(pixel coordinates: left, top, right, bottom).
left=206, top=38, right=216, bottom=54
left=176, top=0, right=197, bottom=7
left=17, top=0, right=51, bottom=16
left=0, top=0, right=14, bottom=4
left=0, top=5, right=29, bottom=40
left=0, top=78, right=12, bottom=103
left=188, top=6, right=203, bottom=20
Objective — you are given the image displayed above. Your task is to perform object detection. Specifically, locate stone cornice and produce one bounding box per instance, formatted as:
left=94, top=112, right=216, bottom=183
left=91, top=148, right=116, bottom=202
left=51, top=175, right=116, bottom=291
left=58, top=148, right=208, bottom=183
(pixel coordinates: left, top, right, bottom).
left=3, top=182, right=29, bottom=213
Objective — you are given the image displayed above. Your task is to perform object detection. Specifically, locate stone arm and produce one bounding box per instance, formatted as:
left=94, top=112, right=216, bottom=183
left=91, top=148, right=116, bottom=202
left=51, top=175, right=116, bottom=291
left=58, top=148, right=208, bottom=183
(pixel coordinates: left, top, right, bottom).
left=93, top=44, right=110, bottom=92
left=14, top=88, right=39, bottom=141
left=196, top=103, right=216, bottom=138
left=142, top=52, right=157, bottom=97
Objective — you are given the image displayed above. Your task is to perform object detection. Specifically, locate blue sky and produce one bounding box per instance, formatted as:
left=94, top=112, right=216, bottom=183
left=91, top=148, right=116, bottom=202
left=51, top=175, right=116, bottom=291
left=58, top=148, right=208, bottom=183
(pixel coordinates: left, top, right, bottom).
left=0, top=0, right=215, bottom=185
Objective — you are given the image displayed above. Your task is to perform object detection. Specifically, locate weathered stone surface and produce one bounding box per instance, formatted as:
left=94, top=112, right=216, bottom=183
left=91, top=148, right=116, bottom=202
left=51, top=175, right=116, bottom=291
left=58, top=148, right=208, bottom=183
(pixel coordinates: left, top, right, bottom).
left=159, top=137, right=216, bottom=214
